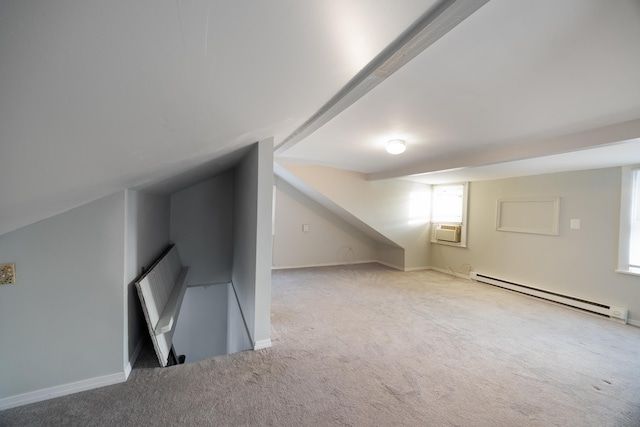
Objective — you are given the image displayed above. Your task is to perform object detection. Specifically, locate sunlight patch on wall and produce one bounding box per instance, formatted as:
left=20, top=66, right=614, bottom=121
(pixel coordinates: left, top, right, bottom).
left=408, top=190, right=431, bottom=225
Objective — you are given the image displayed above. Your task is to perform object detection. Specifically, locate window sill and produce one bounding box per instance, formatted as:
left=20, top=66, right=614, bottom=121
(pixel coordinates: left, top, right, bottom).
left=615, top=269, right=640, bottom=277
left=430, top=240, right=467, bottom=248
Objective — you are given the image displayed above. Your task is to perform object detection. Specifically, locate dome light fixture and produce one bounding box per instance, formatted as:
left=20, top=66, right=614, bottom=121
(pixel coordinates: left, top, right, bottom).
left=386, top=139, right=406, bottom=154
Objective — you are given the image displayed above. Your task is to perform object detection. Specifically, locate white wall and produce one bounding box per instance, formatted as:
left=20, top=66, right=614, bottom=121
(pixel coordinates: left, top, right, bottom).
left=430, top=167, right=640, bottom=324
left=170, top=171, right=235, bottom=286
left=284, top=165, right=431, bottom=270
left=0, top=192, right=126, bottom=403
left=273, top=176, right=378, bottom=268
left=232, top=140, right=273, bottom=347
left=124, top=190, right=170, bottom=367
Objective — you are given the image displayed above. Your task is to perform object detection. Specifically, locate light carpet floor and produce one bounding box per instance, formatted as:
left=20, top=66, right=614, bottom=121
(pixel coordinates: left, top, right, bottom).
left=1, top=264, right=640, bottom=426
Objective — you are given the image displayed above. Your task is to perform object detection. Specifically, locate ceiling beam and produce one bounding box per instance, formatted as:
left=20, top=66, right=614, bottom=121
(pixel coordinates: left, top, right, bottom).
left=367, top=118, right=640, bottom=181
left=273, top=0, right=490, bottom=155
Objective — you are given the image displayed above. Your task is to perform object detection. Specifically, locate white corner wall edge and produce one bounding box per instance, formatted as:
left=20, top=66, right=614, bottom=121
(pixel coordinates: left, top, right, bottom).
left=0, top=371, right=126, bottom=411
left=254, top=339, right=272, bottom=351
left=124, top=338, right=145, bottom=379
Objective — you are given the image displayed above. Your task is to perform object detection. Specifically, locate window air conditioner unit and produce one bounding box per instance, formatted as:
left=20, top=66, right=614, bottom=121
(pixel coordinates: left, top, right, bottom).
left=435, top=225, right=461, bottom=243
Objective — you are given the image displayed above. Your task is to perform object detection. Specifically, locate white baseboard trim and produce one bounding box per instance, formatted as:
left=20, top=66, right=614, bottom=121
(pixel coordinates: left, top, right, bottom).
left=404, top=265, right=431, bottom=272
left=125, top=360, right=133, bottom=380
left=0, top=371, right=126, bottom=411
left=272, top=260, right=378, bottom=270
left=373, top=260, right=405, bottom=271
left=272, top=260, right=419, bottom=272
left=628, top=318, right=640, bottom=328
left=254, top=338, right=272, bottom=350
left=429, top=266, right=471, bottom=280
left=125, top=339, right=145, bottom=379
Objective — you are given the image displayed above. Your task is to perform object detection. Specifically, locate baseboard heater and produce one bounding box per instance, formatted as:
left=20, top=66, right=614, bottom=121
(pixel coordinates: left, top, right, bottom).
left=469, top=272, right=628, bottom=323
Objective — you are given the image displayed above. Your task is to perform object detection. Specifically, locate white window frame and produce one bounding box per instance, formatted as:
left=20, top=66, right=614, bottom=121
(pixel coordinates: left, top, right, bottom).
left=617, top=165, right=640, bottom=276
left=430, top=182, right=468, bottom=247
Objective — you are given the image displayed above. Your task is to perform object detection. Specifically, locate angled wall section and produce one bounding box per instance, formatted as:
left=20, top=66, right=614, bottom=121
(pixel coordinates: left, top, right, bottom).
left=273, top=175, right=382, bottom=268
left=277, top=164, right=430, bottom=270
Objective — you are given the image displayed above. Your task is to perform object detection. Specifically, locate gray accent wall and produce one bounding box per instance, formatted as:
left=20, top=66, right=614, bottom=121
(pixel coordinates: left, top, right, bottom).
left=430, top=167, right=640, bottom=324
left=0, top=146, right=273, bottom=405
left=171, top=283, right=253, bottom=362
left=227, top=283, right=253, bottom=354
left=172, top=284, right=229, bottom=362
left=169, top=140, right=273, bottom=353
left=169, top=171, right=235, bottom=286
left=168, top=171, right=238, bottom=360
left=232, top=140, right=273, bottom=346
left=0, top=192, right=126, bottom=400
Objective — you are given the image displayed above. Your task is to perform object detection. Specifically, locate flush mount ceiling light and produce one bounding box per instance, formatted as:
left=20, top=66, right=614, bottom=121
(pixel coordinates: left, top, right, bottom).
left=386, top=139, right=406, bottom=154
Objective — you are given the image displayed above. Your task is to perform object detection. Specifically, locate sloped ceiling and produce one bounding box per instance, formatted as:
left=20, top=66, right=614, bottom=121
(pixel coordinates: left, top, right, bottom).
left=1, top=0, right=640, bottom=236
left=0, top=0, right=434, bottom=235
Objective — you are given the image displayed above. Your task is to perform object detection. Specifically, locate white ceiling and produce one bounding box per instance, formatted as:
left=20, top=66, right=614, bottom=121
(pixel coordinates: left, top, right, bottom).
left=1, top=0, right=640, bottom=236
left=278, top=0, right=640, bottom=177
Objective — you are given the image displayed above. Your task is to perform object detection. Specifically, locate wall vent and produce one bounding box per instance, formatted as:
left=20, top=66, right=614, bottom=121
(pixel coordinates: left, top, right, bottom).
left=469, top=272, right=628, bottom=323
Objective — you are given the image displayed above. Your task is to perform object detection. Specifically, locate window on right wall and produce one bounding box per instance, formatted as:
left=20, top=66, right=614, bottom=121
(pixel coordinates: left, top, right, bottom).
left=430, top=182, right=468, bottom=247
left=617, top=166, right=640, bottom=275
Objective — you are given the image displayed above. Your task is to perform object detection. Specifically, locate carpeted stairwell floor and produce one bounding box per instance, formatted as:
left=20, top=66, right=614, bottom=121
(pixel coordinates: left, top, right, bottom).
left=2, top=263, right=640, bottom=426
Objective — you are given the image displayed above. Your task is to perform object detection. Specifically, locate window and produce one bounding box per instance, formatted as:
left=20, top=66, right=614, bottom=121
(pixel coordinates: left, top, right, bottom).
left=432, top=185, right=464, bottom=222
left=631, top=169, right=640, bottom=270
left=430, top=183, right=468, bottom=246
left=617, top=166, right=640, bottom=275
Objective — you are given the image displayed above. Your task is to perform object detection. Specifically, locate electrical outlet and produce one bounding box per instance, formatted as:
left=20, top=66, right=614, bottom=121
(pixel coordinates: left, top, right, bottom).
left=0, top=263, right=16, bottom=284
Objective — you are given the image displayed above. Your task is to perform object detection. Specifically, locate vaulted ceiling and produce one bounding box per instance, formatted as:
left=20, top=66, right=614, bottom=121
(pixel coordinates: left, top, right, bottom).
left=1, top=0, right=639, bottom=236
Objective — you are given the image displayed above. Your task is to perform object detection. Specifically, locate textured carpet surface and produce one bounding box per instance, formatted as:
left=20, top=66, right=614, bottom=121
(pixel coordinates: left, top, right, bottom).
left=2, top=264, right=640, bottom=426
